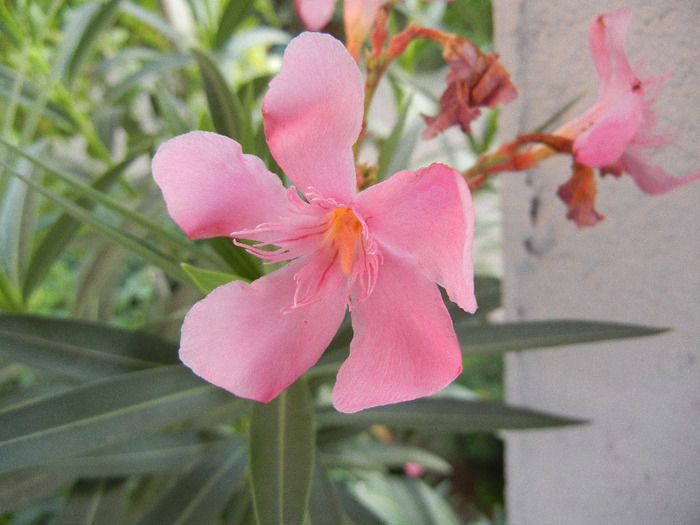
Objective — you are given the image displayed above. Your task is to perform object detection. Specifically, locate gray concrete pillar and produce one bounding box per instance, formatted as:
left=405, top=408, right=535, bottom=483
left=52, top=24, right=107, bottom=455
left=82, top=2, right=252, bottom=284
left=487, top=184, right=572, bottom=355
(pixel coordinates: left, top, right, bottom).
left=494, top=1, right=700, bottom=523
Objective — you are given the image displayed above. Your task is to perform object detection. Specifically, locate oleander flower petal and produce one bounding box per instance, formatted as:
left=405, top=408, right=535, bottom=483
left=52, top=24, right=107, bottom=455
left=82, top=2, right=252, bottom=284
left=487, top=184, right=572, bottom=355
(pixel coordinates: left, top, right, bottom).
left=152, top=131, right=289, bottom=239
left=619, top=151, right=700, bottom=195
left=355, top=163, right=476, bottom=312
left=180, top=260, right=347, bottom=403
left=263, top=32, right=363, bottom=203
left=573, top=91, right=642, bottom=168
left=294, top=0, right=337, bottom=31
left=332, top=253, right=464, bottom=413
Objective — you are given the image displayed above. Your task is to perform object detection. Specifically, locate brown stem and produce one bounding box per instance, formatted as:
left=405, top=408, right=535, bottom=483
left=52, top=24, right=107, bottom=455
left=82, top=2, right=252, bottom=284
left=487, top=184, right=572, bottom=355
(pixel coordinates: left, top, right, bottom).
left=463, top=133, right=574, bottom=191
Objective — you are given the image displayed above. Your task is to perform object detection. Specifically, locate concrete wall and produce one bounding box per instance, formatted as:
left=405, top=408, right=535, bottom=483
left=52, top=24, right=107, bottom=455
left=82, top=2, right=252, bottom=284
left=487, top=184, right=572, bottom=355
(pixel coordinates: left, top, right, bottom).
left=493, top=1, right=700, bottom=523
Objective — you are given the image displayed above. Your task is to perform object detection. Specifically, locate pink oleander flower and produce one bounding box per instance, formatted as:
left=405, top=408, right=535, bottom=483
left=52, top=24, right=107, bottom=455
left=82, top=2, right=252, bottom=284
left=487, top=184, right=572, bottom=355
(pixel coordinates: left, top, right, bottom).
left=152, top=32, right=476, bottom=414
left=556, top=6, right=700, bottom=196
left=294, top=0, right=452, bottom=60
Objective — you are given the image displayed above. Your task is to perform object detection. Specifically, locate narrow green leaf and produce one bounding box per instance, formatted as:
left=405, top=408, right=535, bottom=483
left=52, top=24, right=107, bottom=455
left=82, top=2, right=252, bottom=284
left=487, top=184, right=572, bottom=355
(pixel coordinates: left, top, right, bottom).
left=119, top=1, right=184, bottom=46
left=21, top=149, right=143, bottom=299
left=0, top=2, right=23, bottom=47
left=473, top=275, right=501, bottom=314
left=0, top=365, right=230, bottom=472
left=152, top=87, right=194, bottom=136
left=0, top=314, right=178, bottom=381
left=334, top=481, right=388, bottom=525
left=55, top=0, right=123, bottom=85
left=192, top=48, right=246, bottom=142
left=224, top=479, right=256, bottom=525
left=0, top=470, right=70, bottom=514
left=347, top=474, right=462, bottom=525
left=309, top=452, right=351, bottom=525
left=215, top=0, right=255, bottom=49
left=0, top=158, right=38, bottom=287
left=137, top=441, right=248, bottom=525
left=480, top=108, right=500, bottom=152
left=0, top=264, right=22, bottom=311
left=376, top=96, right=412, bottom=183
left=0, top=64, right=77, bottom=129
left=1, top=160, right=191, bottom=283
left=53, top=479, right=128, bottom=525
left=0, top=138, right=223, bottom=272
left=43, top=433, right=231, bottom=479
left=181, top=262, right=246, bottom=295
left=71, top=240, right=126, bottom=319
left=534, top=91, right=587, bottom=133
left=250, top=379, right=316, bottom=525
left=322, top=440, right=452, bottom=474
left=316, top=397, right=583, bottom=432
left=456, top=319, right=668, bottom=355
left=105, top=53, right=191, bottom=103
left=206, top=236, right=262, bottom=281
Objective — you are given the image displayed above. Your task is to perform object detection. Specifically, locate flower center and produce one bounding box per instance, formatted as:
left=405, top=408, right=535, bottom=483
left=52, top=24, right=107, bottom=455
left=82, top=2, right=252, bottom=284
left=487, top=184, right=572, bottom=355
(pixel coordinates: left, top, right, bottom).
left=326, top=207, right=363, bottom=276
left=231, top=195, right=382, bottom=311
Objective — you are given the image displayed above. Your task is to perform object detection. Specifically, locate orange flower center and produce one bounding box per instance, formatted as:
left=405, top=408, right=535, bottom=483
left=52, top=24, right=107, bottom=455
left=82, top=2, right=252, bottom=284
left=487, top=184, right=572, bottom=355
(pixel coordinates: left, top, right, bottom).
left=326, top=207, right=363, bottom=276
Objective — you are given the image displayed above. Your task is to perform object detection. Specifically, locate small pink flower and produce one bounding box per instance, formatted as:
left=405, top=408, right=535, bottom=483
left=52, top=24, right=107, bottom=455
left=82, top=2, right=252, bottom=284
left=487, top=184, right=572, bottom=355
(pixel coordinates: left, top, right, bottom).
left=294, top=0, right=452, bottom=60
left=404, top=462, right=426, bottom=478
left=557, top=7, right=700, bottom=194
left=152, top=33, right=476, bottom=413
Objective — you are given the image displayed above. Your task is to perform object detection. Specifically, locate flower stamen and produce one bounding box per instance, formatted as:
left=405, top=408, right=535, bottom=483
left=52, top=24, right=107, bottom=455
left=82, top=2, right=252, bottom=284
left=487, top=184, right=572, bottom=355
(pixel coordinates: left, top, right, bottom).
left=326, top=207, right=363, bottom=276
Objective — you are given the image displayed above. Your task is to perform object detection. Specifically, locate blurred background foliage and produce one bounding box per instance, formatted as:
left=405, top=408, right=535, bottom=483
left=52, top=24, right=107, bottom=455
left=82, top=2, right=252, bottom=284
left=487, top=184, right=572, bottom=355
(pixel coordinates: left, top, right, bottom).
left=0, top=1, right=663, bottom=523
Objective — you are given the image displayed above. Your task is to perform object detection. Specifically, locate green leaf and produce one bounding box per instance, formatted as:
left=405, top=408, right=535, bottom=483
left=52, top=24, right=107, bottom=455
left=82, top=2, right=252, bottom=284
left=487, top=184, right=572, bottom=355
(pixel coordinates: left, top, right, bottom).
left=181, top=262, right=246, bottom=295
left=0, top=64, right=78, bottom=129
left=21, top=149, right=144, bottom=300
left=55, top=0, right=123, bottom=86
left=104, top=53, right=192, bottom=103
left=309, top=452, right=351, bottom=525
left=346, top=473, right=462, bottom=525
left=334, top=482, right=385, bottom=525
left=53, top=479, right=129, bottom=525
left=322, top=440, right=452, bottom=475
left=0, top=365, right=231, bottom=472
left=376, top=96, right=412, bottom=183
left=42, top=432, right=231, bottom=478
left=119, top=1, right=184, bottom=46
left=0, top=159, right=191, bottom=283
left=473, top=275, right=501, bottom=314
left=152, top=88, right=194, bottom=136
left=137, top=441, right=248, bottom=525
left=206, top=236, right=262, bottom=281
left=0, top=470, right=70, bottom=514
left=534, top=91, right=587, bottom=133
left=0, top=156, right=38, bottom=288
left=456, top=319, right=668, bottom=355
left=192, top=48, right=246, bottom=143
left=316, top=397, right=582, bottom=432
left=0, top=138, right=223, bottom=274
left=215, top=0, right=255, bottom=49
left=468, top=109, right=500, bottom=154
left=0, top=314, right=177, bottom=381
left=0, top=260, right=22, bottom=312
left=0, top=1, right=23, bottom=48
left=250, top=379, right=316, bottom=525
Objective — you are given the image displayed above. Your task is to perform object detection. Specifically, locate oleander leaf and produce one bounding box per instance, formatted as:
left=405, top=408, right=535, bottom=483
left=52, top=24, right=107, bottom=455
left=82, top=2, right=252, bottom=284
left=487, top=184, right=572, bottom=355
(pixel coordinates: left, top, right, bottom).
left=250, top=379, right=316, bottom=525
left=0, top=365, right=230, bottom=472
